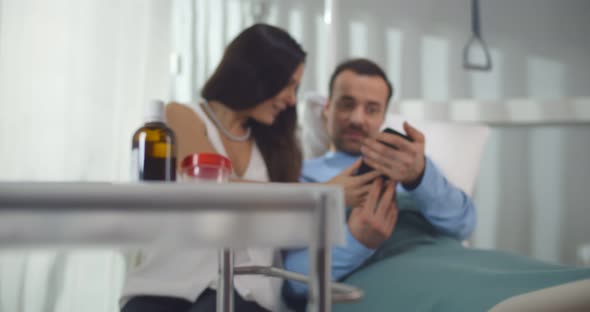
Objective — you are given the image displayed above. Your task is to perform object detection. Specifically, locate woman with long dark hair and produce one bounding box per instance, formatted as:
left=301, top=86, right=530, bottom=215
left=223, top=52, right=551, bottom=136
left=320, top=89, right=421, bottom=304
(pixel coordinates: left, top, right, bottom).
left=121, top=24, right=306, bottom=312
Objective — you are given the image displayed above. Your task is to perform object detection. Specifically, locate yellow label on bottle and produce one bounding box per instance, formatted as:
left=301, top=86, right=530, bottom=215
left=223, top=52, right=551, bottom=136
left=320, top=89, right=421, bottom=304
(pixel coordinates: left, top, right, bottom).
left=152, top=142, right=171, bottom=158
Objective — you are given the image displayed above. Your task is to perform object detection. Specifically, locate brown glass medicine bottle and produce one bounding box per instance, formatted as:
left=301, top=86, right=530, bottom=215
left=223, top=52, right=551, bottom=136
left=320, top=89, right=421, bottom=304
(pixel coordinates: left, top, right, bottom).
left=131, top=100, right=177, bottom=181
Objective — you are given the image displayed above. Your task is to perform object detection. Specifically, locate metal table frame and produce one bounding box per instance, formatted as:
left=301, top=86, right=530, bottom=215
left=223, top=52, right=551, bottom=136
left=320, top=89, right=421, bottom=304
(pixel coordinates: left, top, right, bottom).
left=0, top=182, right=362, bottom=312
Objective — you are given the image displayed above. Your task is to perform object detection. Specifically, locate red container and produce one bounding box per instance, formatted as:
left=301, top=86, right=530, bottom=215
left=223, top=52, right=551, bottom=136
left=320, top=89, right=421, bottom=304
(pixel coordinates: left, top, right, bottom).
left=180, top=153, right=232, bottom=183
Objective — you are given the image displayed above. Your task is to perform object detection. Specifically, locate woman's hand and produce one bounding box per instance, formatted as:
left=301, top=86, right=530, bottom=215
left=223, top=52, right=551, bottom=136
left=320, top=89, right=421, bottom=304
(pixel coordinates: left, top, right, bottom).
left=348, top=178, right=399, bottom=249
left=326, top=159, right=380, bottom=207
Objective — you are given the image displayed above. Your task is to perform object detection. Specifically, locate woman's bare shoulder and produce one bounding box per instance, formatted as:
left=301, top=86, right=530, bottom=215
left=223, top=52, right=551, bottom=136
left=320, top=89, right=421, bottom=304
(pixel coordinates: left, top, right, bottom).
left=166, top=102, right=216, bottom=161
left=166, top=102, right=204, bottom=128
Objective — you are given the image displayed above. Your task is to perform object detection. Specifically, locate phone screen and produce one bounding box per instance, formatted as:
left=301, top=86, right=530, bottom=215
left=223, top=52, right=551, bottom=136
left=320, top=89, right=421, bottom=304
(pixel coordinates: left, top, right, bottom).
left=356, top=128, right=413, bottom=176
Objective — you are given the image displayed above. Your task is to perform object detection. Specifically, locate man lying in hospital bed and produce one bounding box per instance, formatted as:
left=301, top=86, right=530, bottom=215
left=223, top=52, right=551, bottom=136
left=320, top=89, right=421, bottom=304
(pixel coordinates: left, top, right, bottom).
left=283, top=58, right=590, bottom=312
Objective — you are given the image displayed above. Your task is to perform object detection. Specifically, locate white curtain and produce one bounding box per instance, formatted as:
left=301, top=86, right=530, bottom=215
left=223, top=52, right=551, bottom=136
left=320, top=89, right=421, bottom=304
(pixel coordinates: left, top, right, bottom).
left=0, top=0, right=171, bottom=311
left=170, top=0, right=271, bottom=103
left=170, top=0, right=330, bottom=103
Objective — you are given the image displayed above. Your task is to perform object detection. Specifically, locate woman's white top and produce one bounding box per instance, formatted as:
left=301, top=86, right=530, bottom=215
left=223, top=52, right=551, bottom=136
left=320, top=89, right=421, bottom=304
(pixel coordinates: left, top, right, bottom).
left=121, top=102, right=280, bottom=311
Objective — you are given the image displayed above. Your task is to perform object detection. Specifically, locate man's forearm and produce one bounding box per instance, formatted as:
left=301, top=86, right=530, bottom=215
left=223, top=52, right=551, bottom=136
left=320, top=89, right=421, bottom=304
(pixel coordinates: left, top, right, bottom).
left=404, top=157, right=477, bottom=239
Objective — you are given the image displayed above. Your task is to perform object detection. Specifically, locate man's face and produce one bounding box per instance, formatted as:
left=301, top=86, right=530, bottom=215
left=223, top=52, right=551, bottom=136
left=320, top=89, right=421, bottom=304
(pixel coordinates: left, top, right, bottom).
left=324, top=70, right=389, bottom=155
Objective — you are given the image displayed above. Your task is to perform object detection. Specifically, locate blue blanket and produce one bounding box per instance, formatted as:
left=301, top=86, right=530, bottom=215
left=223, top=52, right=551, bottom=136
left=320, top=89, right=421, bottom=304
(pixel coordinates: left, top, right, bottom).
left=334, top=203, right=590, bottom=312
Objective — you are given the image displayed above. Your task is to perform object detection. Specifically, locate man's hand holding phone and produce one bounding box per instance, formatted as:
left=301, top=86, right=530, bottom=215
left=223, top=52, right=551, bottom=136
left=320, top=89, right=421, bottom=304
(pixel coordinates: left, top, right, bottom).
left=360, top=121, right=426, bottom=189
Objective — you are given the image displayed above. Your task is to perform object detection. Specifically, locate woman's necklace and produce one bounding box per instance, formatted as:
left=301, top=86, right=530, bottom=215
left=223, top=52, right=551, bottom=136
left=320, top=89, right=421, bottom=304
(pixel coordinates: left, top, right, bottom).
left=201, top=99, right=251, bottom=142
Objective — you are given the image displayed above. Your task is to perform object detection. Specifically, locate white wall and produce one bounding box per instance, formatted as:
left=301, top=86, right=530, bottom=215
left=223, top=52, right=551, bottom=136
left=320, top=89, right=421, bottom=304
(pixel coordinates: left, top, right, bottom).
left=337, top=0, right=590, bottom=101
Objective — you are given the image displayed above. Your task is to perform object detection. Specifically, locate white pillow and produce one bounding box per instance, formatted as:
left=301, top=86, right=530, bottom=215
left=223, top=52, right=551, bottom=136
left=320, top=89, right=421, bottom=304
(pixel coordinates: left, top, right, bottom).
left=383, top=114, right=490, bottom=196
left=298, top=93, right=490, bottom=196
left=298, top=92, right=330, bottom=159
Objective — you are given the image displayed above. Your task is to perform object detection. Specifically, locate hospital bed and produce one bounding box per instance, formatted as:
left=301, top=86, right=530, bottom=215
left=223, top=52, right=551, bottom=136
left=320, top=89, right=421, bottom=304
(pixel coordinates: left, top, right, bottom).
left=298, top=93, right=590, bottom=311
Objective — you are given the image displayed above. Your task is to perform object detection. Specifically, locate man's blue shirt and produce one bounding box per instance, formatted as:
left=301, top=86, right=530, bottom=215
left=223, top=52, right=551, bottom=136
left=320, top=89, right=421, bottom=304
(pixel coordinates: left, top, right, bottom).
left=284, top=151, right=477, bottom=297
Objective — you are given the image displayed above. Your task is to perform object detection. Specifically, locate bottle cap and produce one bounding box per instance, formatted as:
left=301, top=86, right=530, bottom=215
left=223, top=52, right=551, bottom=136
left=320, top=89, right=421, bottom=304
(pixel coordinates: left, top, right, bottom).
left=144, top=99, right=166, bottom=123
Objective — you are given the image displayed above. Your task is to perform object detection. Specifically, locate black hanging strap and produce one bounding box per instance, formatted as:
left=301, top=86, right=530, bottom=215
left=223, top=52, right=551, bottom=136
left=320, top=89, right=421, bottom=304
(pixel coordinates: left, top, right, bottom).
left=463, top=0, right=492, bottom=71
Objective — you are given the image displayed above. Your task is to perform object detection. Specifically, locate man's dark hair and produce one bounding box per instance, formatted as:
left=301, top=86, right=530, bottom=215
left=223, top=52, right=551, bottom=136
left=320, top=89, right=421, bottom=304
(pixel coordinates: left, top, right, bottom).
left=328, top=58, right=393, bottom=104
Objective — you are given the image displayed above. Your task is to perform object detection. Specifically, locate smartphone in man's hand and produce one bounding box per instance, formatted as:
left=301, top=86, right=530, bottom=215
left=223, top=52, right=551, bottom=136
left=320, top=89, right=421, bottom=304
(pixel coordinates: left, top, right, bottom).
left=356, top=128, right=413, bottom=176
